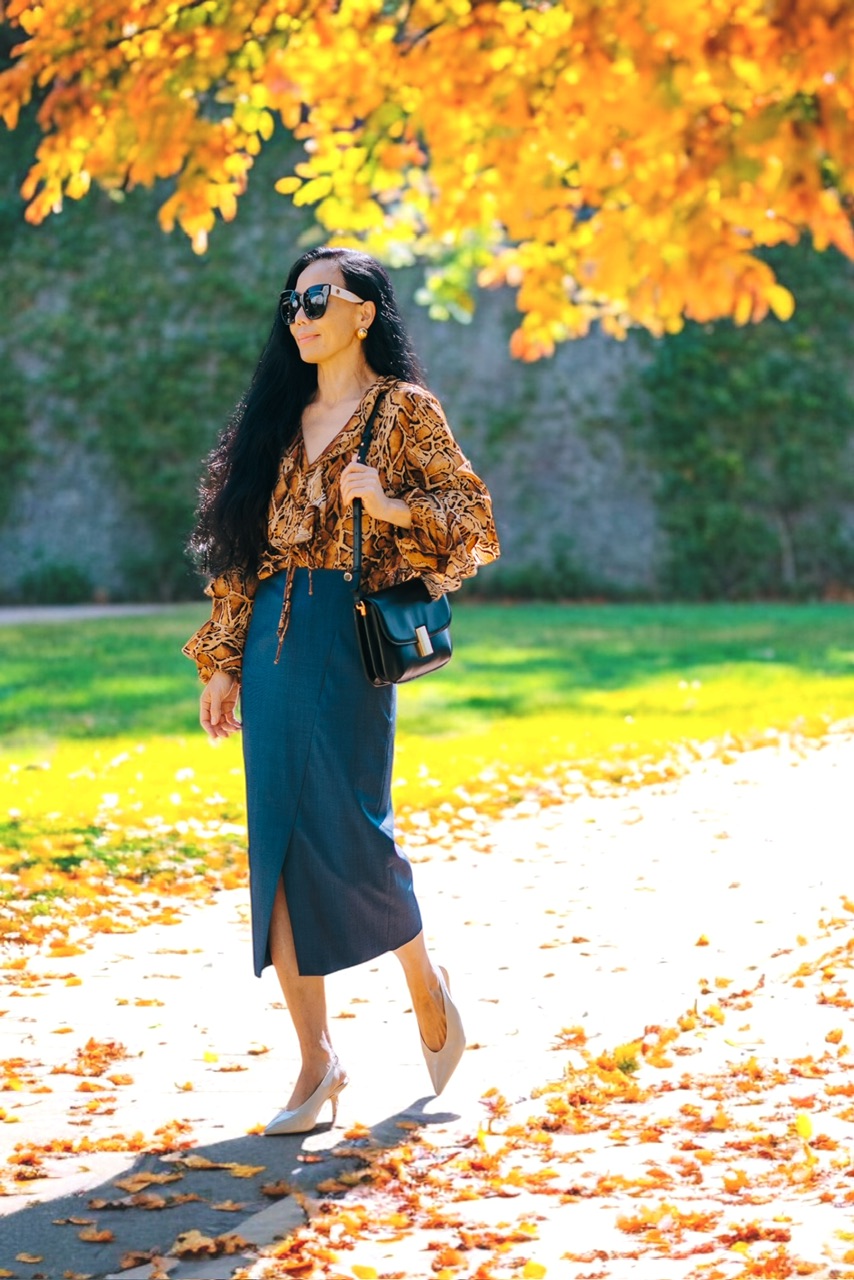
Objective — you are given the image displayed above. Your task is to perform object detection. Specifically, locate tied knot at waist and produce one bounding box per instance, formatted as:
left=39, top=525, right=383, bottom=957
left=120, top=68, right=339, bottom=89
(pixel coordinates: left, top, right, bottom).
left=274, top=565, right=312, bottom=664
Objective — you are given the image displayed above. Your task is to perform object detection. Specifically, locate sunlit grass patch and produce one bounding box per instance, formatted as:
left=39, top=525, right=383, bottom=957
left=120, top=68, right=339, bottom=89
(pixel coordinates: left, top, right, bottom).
left=1, top=601, right=853, bottom=948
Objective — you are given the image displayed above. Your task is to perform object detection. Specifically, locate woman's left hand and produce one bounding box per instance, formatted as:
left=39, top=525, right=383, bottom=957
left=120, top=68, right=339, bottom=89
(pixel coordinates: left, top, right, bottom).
left=341, top=456, right=411, bottom=527
left=340, top=456, right=389, bottom=519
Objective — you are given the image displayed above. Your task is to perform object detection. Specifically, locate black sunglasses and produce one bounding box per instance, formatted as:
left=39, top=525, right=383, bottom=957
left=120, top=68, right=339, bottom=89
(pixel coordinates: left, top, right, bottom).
left=279, top=283, right=365, bottom=325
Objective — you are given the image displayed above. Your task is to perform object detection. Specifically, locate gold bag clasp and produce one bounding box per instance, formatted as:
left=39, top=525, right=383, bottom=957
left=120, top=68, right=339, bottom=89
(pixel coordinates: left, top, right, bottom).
left=415, top=625, right=433, bottom=657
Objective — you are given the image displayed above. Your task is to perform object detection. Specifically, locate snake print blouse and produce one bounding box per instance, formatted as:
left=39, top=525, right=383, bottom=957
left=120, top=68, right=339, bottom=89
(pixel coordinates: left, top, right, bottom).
left=182, top=377, right=499, bottom=683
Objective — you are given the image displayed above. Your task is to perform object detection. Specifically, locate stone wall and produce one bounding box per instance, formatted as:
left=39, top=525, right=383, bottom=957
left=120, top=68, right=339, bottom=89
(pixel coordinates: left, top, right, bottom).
left=406, top=290, right=661, bottom=593
left=0, top=199, right=661, bottom=601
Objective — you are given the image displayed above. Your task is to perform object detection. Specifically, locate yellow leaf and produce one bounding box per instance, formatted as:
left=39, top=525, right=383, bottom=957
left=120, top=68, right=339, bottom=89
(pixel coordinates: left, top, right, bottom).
left=734, top=292, right=753, bottom=327
left=173, top=1229, right=217, bottom=1257
left=767, top=284, right=795, bottom=322
left=203, top=1051, right=219, bottom=1063
left=796, top=1112, right=813, bottom=1140
left=229, top=1163, right=266, bottom=1178
left=352, top=1268, right=378, bottom=1279
left=274, top=176, right=302, bottom=195
left=523, top=1264, right=547, bottom=1279
left=293, top=175, right=333, bottom=207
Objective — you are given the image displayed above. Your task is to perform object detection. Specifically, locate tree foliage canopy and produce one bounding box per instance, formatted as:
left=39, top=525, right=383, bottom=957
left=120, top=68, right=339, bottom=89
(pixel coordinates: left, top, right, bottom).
left=2, top=0, right=854, bottom=353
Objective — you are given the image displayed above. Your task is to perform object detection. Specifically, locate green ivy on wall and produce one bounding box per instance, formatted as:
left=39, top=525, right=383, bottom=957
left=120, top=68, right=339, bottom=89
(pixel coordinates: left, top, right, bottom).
left=633, top=243, right=854, bottom=599
left=0, top=107, right=314, bottom=600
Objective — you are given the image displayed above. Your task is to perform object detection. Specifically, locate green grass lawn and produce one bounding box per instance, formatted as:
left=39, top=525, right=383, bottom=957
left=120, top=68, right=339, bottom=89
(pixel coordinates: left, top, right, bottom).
left=1, top=600, right=852, bottom=936
left=1, top=600, right=853, bottom=800
left=2, top=599, right=853, bottom=743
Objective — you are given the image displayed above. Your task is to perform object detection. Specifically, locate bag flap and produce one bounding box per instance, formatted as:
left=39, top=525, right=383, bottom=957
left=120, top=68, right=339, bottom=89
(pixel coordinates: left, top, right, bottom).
left=362, top=579, right=452, bottom=645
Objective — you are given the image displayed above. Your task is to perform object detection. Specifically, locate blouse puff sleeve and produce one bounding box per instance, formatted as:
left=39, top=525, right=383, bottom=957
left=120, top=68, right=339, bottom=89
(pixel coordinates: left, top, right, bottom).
left=182, top=567, right=258, bottom=685
left=388, top=385, right=500, bottom=595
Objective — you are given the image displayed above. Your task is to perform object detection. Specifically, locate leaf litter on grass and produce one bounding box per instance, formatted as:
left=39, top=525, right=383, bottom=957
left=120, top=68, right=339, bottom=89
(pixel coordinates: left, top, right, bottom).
left=2, top=724, right=849, bottom=954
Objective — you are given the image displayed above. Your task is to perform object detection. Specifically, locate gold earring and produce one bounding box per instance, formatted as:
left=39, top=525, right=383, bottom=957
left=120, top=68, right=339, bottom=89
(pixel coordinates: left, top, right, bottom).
left=357, top=327, right=368, bottom=340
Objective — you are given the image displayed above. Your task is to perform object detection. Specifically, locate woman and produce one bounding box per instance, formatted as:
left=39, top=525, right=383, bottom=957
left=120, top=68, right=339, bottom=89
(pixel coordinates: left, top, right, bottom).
left=183, top=246, right=498, bottom=1135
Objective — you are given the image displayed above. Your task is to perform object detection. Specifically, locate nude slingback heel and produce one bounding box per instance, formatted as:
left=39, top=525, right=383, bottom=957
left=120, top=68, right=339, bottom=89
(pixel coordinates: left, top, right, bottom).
left=263, top=1061, right=348, bottom=1136
left=420, top=966, right=465, bottom=1095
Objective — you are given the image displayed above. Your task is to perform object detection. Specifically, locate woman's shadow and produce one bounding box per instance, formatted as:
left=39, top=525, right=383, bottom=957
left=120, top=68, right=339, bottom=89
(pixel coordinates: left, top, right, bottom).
left=0, top=1096, right=460, bottom=1280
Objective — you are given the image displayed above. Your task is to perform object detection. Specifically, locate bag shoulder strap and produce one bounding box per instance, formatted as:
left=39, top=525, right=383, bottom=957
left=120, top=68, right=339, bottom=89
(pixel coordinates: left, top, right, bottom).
left=352, top=388, right=388, bottom=594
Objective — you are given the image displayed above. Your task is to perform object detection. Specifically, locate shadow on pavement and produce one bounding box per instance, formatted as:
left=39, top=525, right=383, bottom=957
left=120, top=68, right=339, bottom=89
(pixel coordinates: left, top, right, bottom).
left=0, top=1096, right=457, bottom=1280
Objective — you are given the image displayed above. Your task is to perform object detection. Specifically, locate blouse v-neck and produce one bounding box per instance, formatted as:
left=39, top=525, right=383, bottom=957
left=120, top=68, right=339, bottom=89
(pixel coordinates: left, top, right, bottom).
left=300, top=381, right=383, bottom=468
left=301, top=412, right=356, bottom=469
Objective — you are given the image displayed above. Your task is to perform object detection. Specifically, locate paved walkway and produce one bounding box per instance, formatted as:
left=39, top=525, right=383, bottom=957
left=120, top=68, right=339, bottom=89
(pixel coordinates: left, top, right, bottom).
left=1, top=735, right=852, bottom=1278
left=0, top=605, right=178, bottom=626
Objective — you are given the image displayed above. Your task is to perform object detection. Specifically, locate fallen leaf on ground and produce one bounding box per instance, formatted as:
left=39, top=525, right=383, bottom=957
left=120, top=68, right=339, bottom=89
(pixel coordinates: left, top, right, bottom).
left=261, top=1180, right=292, bottom=1197
left=172, top=1229, right=218, bottom=1256
left=172, top=1229, right=250, bottom=1257
left=114, top=1171, right=183, bottom=1192
left=178, top=1155, right=228, bottom=1170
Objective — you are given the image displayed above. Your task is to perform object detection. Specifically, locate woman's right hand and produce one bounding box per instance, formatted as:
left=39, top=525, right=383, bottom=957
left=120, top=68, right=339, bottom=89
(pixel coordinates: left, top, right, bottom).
left=200, top=671, right=242, bottom=741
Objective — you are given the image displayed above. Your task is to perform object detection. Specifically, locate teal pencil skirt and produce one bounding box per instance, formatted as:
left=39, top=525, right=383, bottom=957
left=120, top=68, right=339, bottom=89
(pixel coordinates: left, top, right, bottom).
left=239, top=568, right=423, bottom=977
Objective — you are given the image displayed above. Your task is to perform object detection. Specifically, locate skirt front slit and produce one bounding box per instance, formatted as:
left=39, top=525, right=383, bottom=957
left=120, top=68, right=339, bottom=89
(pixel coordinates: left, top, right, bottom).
left=240, top=568, right=423, bottom=977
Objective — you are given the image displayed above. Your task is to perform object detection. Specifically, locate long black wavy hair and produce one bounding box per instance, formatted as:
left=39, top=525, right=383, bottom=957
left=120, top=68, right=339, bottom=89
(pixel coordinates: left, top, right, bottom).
left=188, top=247, right=426, bottom=579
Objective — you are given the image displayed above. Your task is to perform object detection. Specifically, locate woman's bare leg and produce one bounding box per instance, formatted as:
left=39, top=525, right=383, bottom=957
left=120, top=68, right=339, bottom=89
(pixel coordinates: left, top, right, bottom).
left=268, top=878, right=339, bottom=1108
left=394, top=931, right=447, bottom=1053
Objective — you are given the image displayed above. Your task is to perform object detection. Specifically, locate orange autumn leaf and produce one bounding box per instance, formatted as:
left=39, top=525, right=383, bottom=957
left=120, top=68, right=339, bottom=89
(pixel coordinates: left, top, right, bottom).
left=709, top=1107, right=731, bottom=1132
left=3, top=0, right=854, bottom=348
left=78, top=1227, right=114, bottom=1242
left=554, top=1026, right=587, bottom=1049
left=261, top=1180, right=293, bottom=1198
left=114, top=1172, right=183, bottom=1193
left=179, top=1155, right=229, bottom=1170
